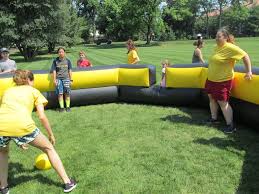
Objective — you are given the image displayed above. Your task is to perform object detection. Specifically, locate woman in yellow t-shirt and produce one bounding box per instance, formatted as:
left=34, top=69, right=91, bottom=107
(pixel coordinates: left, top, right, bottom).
left=126, top=39, right=140, bottom=64
left=0, top=70, right=76, bottom=193
left=205, top=28, right=252, bottom=133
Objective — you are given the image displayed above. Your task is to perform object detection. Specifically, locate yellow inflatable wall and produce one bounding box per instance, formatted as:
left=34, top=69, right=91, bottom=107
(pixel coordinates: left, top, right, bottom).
left=0, top=67, right=151, bottom=98
left=165, top=66, right=259, bottom=105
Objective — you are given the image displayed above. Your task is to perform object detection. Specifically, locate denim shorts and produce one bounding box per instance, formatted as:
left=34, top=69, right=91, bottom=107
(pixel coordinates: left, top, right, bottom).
left=0, top=128, right=40, bottom=148
left=56, top=79, right=71, bottom=95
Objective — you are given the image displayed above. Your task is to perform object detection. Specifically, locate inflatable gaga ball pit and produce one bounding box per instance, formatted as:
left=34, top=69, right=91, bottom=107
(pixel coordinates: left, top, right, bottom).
left=35, top=153, right=52, bottom=170
left=0, top=64, right=259, bottom=129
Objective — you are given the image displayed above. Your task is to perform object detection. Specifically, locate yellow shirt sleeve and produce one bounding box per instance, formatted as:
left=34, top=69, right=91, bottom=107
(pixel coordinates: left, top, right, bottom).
left=33, top=88, right=48, bottom=106
left=228, top=43, right=247, bottom=60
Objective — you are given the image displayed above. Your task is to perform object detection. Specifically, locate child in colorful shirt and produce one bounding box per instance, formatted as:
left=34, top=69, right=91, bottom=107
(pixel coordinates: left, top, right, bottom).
left=77, top=51, right=92, bottom=68
left=51, top=47, right=73, bottom=112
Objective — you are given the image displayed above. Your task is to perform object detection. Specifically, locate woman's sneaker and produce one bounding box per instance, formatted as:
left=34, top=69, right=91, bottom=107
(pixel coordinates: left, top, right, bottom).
left=224, top=124, right=237, bottom=134
left=206, top=118, right=220, bottom=124
left=1, top=186, right=10, bottom=194
left=64, top=179, right=77, bottom=193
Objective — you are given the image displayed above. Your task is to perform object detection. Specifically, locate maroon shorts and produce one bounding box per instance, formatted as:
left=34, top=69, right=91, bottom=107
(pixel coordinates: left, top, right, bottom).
left=205, top=79, right=233, bottom=101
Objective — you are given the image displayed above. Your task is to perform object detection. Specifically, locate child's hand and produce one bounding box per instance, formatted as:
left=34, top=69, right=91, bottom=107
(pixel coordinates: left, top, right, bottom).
left=244, top=72, right=252, bottom=80
left=49, top=134, right=56, bottom=145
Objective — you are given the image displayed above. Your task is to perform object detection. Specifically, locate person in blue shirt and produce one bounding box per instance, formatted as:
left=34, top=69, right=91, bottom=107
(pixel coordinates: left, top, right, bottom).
left=51, top=47, right=73, bottom=112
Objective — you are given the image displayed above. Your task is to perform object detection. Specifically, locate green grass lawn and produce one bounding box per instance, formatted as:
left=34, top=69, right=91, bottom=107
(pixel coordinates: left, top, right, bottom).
left=6, top=39, right=259, bottom=194
left=12, top=37, right=259, bottom=82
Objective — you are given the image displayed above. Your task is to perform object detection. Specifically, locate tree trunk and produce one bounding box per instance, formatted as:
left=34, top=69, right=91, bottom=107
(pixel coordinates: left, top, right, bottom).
left=219, top=3, right=223, bottom=29
left=206, top=13, right=209, bottom=38
left=48, top=42, right=55, bottom=53
left=146, top=25, right=151, bottom=44
left=16, top=44, right=28, bottom=61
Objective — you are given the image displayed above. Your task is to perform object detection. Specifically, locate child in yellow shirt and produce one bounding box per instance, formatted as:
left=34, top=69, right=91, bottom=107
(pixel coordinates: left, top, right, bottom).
left=0, top=70, right=77, bottom=193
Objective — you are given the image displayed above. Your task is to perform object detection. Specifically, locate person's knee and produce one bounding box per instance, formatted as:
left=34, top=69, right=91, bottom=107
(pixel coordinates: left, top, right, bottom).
left=0, top=147, right=9, bottom=154
left=41, top=144, right=55, bottom=153
left=218, top=100, right=228, bottom=109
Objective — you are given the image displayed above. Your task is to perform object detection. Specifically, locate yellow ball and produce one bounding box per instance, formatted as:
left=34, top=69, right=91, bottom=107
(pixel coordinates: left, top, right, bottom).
left=35, top=153, right=52, bottom=170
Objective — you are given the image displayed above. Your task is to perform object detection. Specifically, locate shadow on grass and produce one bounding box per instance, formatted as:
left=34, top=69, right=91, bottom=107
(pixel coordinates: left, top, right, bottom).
left=161, top=106, right=219, bottom=125
left=8, top=162, right=62, bottom=188
left=194, top=133, right=259, bottom=194
left=161, top=107, right=259, bottom=193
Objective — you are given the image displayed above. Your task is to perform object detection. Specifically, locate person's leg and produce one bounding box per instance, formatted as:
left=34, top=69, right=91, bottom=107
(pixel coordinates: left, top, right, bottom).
left=217, top=100, right=233, bottom=125
left=64, top=94, right=70, bottom=108
left=56, top=79, right=64, bottom=109
left=63, top=79, right=71, bottom=110
left=58, top=94, right=64, bottom=109
left=208, top=94, right=219, bottom=120
left=29, top=133, right=70, bottom=184
left=0, top=146, right=9, bottom=189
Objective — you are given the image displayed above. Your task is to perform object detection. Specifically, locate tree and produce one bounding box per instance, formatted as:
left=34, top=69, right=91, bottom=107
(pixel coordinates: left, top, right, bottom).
left=0, top=0, right=58, bottom=60
left=0, top=11, right=16, bottom=47
left=245, top=6, right=259, bottom=36
left=222, top=5, right=249, bottom=35
left=45, top=0, right=81, bottom=53
left=76, top=0, right=100, bottom=41
left=163, top=0, right=200, bottom=39
left=131, top=0, right=163, bottom=44
left=198, top=0, right=216, bottom=38
left=215, top=0, right=230, bottom=28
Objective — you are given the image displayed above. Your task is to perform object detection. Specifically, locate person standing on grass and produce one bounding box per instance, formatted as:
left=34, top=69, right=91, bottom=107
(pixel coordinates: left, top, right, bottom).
left=205, top=28, right=252, bottom=133
left=51, top=47, right=73, bottom=112
left=0, top=48, right=16, bottom=74
left=77, top=51, right=92, bottom=68
left=192, top=39, right=205, bottom=64
left=126, top=39, right=140, bottom=64
left=0, top=70, right=77, bottom=194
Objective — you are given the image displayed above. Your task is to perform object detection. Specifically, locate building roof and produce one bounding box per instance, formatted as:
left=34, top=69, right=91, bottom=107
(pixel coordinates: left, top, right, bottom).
left=208, top=0, right=259, bottom=17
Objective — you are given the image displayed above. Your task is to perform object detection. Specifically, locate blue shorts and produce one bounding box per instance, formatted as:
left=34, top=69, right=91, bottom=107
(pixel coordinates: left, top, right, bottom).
left=0, top=128, right=40, bottom=148
left=56, top=79, right=71, bottom=95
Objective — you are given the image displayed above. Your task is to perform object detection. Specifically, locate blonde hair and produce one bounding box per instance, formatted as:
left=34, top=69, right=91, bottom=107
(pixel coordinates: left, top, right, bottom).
left=13, top=69, right=34, bottom=85
left=162, top=59, right=171, bottom=66
left=126, top=39, right=136, bottom=52
left=79, top=50, right=86, bottom=56
left=218, top=28, right=235, bottom=44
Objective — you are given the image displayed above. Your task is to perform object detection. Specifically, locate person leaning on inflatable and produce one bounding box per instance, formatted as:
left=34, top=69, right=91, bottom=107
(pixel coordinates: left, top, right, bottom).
left=126, top=39, right=140, bottom=64
left=0, top=70, right=77, bottom=193
left=0, top=48, right=17, bottom=74
left=51, top=47, right=73, bottom=112
left=205, top=28, right=253, bottom=133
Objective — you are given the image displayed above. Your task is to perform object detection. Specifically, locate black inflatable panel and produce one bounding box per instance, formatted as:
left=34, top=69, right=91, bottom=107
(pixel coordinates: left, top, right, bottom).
left=230, top=98, right=259, bottom=128
left=42, top=86, right=118, bottom=109
left=119, top=85, right=201, bottom=106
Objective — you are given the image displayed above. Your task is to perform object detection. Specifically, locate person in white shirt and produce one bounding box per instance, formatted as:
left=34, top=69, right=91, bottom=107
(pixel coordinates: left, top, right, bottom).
left=0, top=48, right=16, bottom=74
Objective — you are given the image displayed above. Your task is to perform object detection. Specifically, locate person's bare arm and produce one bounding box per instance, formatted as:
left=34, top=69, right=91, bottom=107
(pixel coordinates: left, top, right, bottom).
left=196, top=49, right=205, bottom=64
left=36, top=104, right=55, bottom=145
left=52, top=70, right=57, bottom=86
left=0, top=69, right=14, bottom=74
left=69, top=69, right=72, bottom=80
left=242, top=54, right=252, bottom=80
